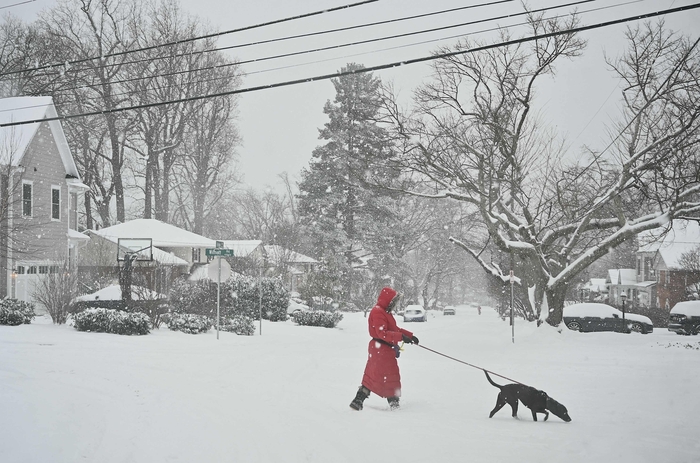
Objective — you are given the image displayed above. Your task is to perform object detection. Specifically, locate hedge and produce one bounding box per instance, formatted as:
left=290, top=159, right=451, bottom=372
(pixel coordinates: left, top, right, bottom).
left=292, top=310, right=343, bottom=328
left=73, top=308, right=150, bottom=335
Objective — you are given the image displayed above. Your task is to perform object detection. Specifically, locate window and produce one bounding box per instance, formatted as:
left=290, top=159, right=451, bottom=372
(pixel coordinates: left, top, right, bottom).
left=39, top=266, right=49, bottom=274
left=51, top=186, right=61, bottom=220
left=15, top=266, right=25, bottom=274
left=22, top=182, right=32, bottom=217
left=27, top=266, right=37, bottom=274
left=192, top=248, right=201, bottom=262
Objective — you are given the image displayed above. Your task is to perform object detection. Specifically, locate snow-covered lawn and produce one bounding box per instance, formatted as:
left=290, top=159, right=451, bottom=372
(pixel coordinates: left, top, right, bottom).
left=2, top=306, right=698, bottom=463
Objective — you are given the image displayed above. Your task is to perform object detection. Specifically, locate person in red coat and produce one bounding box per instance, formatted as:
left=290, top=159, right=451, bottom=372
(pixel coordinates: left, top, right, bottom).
left=349, top=287, right=419, bottom=411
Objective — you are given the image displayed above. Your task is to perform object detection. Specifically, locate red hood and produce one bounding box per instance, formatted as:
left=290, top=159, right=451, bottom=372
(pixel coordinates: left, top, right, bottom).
left=376, top=287, right=398, bottom=311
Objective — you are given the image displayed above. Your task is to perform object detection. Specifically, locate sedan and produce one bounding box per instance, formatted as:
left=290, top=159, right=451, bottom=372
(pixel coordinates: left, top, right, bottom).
left=403, top=305, right=428, bottom=322
left=563, top=303, right=653, bottom=334
left=443, top=306, right=456, bottom=315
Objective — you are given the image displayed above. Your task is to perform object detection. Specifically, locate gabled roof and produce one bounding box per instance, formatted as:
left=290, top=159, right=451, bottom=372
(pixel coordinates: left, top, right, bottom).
left=264, top=245, right=318, bottom=264
left=85, top=230, right=189, bottom=266
left=0, top=96, right=80, bottom=178
left=584, top=278, right=607, bottom=292
left=607, top=269, right=636, bottom=285
left=220, top=240, right=263, bottom=258
left=638, top=219, right=700, bottom=255
left=94, top=219, right=216, bottom=248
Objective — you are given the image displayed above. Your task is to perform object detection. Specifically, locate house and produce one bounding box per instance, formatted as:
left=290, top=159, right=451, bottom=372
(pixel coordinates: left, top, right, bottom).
left=637, top=220, right=700, bottom=310
left=264, top=245, right=318, bottom=293
left=79, top=219, right=215, bottom=294
left=0, top=96, right=90, bottom=303
left=606, top=269, right=637, bottom=306
left=581, top=278, right=607, bottom=302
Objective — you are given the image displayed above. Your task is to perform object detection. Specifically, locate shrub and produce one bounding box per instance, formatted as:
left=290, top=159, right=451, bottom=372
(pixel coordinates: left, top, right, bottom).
left=167, top=313, right=212, bottom=334
left=292, top=310, right=343, bottom=328
left=219, top=315, right=255, bottom=336
left=169, top=275, right=290, bottom=323
left=73, top=308, right=150, bottom=335
left=0, top=299, right=36, bottom=326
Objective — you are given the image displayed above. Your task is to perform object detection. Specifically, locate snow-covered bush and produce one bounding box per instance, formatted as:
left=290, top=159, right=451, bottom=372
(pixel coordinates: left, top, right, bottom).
left=292, top=310, right=343, bottom=328
left=219, top=315, right=255, bottom=336
left=167, top=313, right=212, bottom=334
left=169, top=280, right=215, bottom=317
left=73, top=308, right=150, bottom=335
left=169, top=275, right=290, bottom=322
left=0, top=299, right=36, bottom=326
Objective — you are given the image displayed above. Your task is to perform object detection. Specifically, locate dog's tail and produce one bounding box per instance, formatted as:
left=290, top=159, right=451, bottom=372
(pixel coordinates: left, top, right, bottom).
left=484, top=370, right=502, bottom=389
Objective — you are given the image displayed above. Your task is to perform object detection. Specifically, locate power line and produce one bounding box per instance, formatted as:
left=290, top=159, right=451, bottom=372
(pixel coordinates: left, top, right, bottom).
left=0, top=0, right=379, bottom=77
left=41, top=0, right=642, bottom=106
left=47, top=0, right=520, bottom=76
left=29, top=0, right=594, bottom=95
left=0, top=0, right=35, bottom=10
left=2, top=2, right=699, bottom=129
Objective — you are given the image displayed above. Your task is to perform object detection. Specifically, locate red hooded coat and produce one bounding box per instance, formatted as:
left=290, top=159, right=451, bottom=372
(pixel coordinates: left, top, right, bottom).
left=361, top=287, right=414, bottom=398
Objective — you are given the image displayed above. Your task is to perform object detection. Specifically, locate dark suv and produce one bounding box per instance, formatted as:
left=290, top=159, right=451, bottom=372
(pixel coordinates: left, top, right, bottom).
left=668, top=301, right=700, bottom=335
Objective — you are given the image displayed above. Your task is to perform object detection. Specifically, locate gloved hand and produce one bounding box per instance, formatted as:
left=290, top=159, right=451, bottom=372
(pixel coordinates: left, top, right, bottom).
left=411, top=335, right=419, bottom=345
left=402, top=334, right=419, bottom=345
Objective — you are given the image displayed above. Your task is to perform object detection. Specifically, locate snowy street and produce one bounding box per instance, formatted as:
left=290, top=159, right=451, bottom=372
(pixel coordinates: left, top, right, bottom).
left=1, top=306, right=698, bottom=463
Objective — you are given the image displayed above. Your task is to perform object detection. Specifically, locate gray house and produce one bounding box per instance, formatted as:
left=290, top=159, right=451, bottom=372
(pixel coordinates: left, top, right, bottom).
left=0, top=96, right=89, bottom=302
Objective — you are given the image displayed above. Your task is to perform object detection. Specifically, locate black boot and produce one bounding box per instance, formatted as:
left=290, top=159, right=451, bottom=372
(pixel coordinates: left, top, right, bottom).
left=388, top=396, right=400, bottom=410
left=349, top=386, right=370, bottom=411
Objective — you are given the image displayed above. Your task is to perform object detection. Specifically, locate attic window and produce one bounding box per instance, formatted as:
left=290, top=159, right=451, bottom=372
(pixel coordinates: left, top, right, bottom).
left=51, top=186, right=61, bottom=220
left=22, top=182, right=33, bottom=217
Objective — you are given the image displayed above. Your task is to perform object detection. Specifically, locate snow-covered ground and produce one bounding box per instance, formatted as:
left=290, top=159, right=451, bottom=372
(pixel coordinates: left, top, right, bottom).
left=2, top=305, right=698, bottom=463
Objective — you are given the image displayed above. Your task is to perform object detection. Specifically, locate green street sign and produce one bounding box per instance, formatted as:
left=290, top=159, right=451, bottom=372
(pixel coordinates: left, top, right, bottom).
left=206, top=248, right=234, bottom=257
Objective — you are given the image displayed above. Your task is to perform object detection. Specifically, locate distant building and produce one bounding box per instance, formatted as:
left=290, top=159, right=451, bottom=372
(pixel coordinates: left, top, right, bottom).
left=606, top=268, right=637, bottom=306
left=637, top=220, right=700, bottom=310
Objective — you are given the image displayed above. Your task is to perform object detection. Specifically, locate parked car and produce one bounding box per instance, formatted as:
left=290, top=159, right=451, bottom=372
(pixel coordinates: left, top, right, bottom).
left=563, top=303, right=653, bottom=334
left=668, top=300, right=700, bottom=335
left=403, top=305, right=427, bottom=322
left=443, top=306, right=456, bottom=315
left=287, top=299, right=310, bottom=316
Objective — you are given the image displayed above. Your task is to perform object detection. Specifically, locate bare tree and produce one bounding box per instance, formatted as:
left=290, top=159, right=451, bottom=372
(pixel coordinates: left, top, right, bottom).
left=33, top=261, right=78, bottom=324
left=32, top=0, right=143, bottom=225
left=381, top=16, right=700, bottom=326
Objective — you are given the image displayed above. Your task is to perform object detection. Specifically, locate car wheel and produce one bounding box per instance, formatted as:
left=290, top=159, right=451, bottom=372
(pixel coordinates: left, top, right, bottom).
left=566, top=321, right=582, bottom=332
left=629, top=322, right=643, bottom=333
left=694, top=325, right=700, bottom=335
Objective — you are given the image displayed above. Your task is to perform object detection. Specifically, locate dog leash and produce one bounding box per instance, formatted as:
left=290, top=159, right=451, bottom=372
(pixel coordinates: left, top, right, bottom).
left=417, top=344, right=527, bottom=386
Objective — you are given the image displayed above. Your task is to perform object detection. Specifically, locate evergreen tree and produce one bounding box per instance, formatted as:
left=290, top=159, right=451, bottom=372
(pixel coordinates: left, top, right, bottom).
left=297, top=63, right=396, bottom=303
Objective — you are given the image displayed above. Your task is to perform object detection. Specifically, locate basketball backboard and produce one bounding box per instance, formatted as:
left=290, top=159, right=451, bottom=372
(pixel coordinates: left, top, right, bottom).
left=117, top=238, right=153, bottom=262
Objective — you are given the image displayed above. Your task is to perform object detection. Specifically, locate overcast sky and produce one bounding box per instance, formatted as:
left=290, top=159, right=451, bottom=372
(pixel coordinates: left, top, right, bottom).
left=6, top=0, right=700, bottom=191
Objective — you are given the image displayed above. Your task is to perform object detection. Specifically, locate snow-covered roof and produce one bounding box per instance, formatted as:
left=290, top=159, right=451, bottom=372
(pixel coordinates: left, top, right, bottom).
left=219, top=240, right=263, bottom=258
left=0, top=96, right=80, bottom=178
left=584, top=278, right=607, bottom=292
left=638, top=220, right=700, bottom=258
left=264, top=245, right=317, bottom=264
left=607, top=269, right=636, bottom=285
left=94, top=219, right=216, bottom=248
left=67, top=229, right=90, bottom=242
left=86, top=230, right=189, bottom=266
left=75, top=284, right=166, bottom=301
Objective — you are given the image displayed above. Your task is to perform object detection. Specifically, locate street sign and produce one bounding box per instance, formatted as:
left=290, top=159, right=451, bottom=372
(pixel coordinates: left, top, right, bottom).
left=215, top=240, right=224, bottom=249
left=206, top=248, right=234, bottom=257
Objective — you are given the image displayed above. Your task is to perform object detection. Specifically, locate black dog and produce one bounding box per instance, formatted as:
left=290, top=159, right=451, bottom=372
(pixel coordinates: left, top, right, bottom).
left=485, top=371, right=572, bottom=422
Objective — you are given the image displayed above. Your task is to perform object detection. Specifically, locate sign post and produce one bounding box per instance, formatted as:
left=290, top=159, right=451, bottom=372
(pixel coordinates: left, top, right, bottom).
left=206, top=248, right=233, bottom=339
left=510, top=270, right=515, bottom=344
